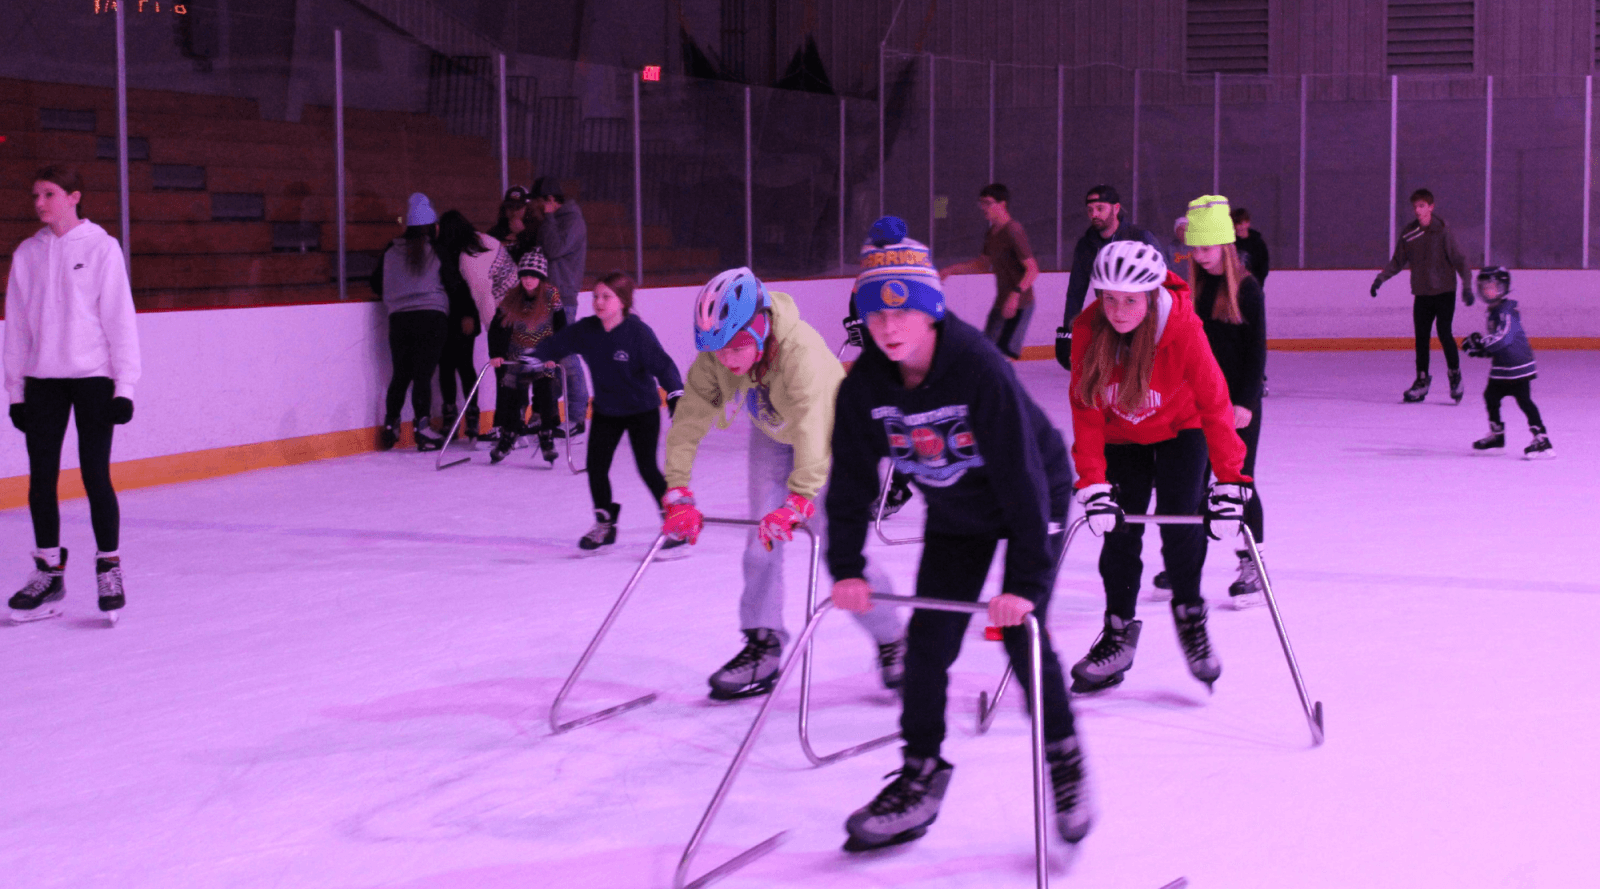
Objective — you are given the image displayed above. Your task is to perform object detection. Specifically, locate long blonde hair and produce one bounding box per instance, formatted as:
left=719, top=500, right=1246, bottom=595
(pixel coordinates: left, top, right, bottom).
left=1072, top=290, right=1161, bottom=414
left=1187, top=243, right=1246, bottom=324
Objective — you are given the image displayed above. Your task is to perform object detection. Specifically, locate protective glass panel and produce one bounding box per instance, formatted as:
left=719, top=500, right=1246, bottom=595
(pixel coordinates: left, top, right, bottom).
left=993, top=64, right=1061, bottom=270
left=1059, top=67, right=1137, bottom=250
left=1491, top=75, right=1586, bottom=269
left=1136, top=70, right=1214, bottom=251
left=931, top=56, right=990, bottom=266
left=1397, top=75, right=1486, bottom=271
left=750, top=83, right=842, bottom=280
left=638, top=74, right=744, bottom=286
left=1218, top=75, right=1300, bottom=276
left=880, top=51, right=931, bottom=251
left=1304, top=74, right=1391, bottom=269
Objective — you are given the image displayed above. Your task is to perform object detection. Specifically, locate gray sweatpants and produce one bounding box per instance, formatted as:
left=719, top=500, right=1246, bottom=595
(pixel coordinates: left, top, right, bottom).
left=742, top=425, right=903, bottom=648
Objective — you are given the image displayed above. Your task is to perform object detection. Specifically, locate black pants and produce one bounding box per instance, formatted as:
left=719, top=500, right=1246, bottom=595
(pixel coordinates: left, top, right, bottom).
left=902, top=531, right=1076, bottom=758
left=586, top=409, right=667, bottom=512
left=1412, top=291, right=1459, bottom=374
left=1484, top=378, right=1544, bottom=431
left=495, top=365, right=558, bottom=434
left=385, top=310, right=448, bottom=422
left=438, top=324, right=478, bottom=407
left=24, top=377, right=119, bottom=552
left=1101, top=428, right=1209, bottom=619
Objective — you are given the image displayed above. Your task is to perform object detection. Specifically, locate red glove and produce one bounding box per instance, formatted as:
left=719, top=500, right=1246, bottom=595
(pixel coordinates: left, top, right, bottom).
left=758, top=493, right=815, bottom=551
left=662, top=488, right=703, bottom=545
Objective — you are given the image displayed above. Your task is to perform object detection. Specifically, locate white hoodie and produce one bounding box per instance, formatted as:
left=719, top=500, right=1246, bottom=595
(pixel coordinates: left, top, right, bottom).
left=4, top=220, right=141, bottom=404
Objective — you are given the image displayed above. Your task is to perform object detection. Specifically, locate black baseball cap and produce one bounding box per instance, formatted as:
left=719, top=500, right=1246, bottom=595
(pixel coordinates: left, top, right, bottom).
left=504, top=184, right=529, bottom=203
left=1085, top=185, right=1121, bottom=206
left=530, top=176, right=564, bottom=200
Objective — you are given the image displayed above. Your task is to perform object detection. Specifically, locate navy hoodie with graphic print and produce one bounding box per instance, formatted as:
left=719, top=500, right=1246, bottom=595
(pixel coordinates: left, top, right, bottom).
left=827, top=313, right=1074, bottom=606
left=531, top=314, right=683, bottom=417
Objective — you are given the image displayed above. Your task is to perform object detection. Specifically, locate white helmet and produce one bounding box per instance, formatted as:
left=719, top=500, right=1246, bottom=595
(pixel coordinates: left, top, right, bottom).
left=1089, top=240, right=1167, bottom=292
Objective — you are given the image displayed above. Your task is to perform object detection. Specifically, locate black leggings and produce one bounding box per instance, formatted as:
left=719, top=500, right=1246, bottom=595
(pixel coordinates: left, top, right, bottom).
left=437, top=324, right=478, bottom=407
left=385, top=310, right=447, bottom=422
left=586, top=409, right=667, bottom=512
left=24, top=377, right=119, bottom=552
left=1101, top=428, right=1209, bottom=619
left=495, top=365, right=558, bottom=434
left=1485, top=378, right=1544, bottom=431
left=1412, top=292, right=1459, bottom=374
left=901, top=530, right=1076, bottom=758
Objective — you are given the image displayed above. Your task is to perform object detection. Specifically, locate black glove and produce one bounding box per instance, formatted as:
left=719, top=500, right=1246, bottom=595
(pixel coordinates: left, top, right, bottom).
left=1461, top=332, right=1487, bottom=357
left=666, top=394, right=680, bottom=418
left=1462, top=285, right=1474, bottom=307
left=8, top=403, right=23, bottom=433
left=843, top=316, right=865, bottom=348
left=1054, top=326, right=1072, bottom=370
left=111, top=397, right=134, bottom=425
left=1370, top=281, right=1381, bottom=298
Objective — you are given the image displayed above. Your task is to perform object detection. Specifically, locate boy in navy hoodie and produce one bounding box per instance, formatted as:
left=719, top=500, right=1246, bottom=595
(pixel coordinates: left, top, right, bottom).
left=1462, top=267, right=1554, bottom=458
left=827, top=232, right=1092, bottom=852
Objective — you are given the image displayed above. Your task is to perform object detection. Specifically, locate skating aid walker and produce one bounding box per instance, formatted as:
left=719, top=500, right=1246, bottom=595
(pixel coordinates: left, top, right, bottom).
left=435, top=361, right=587, bottom=474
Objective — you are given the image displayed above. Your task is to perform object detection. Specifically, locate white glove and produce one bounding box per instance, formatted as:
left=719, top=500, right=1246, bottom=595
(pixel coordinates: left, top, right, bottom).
left=1076, top=484, right=1122, bottom=536
left=1205, top=483, right=1252, bottom=541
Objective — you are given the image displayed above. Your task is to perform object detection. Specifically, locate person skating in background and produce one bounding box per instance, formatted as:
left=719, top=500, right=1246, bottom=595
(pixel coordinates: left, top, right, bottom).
left=1462, top=267, right=1554, bottom=459
left=1066, top=240, right=1251, bottom=694
left=1231, top=207, right=1270, bottom=287
left=936, top=183, right=1040, bottom=360
left=1056, top=185, right=1163, bottom=370
left=5, top=165, right=140, bottom=625
left=529, top=176, right=591, bottom=439
left=370, top=193, right=449, bottom=452
left=486, top=249, right=563, bottom=465
left=1371, top=188, right=1474, bottom=404
left=434, top=210, right=515, bottom=441
left=661, top=268, right=906, bottom=700
left=527, top=272, right=687, bottom=551
left=829, top=238, right=1093, bottom=852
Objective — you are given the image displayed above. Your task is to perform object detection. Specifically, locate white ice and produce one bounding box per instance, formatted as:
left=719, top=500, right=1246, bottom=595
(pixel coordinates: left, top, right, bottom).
left=2, top=351, right=1598, bottom=889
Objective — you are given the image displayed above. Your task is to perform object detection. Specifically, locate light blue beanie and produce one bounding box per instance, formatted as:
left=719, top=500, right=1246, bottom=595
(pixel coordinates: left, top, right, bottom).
left=405, top=192, right=437, bottom=227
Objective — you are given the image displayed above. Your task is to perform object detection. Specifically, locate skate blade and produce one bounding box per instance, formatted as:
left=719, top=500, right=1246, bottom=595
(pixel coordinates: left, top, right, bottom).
left=1070, top=673, right=1126, bottom=695
left=1228, top=594, right=1265, bottom=610
left=707, top=680, right=777, bottom=702
left=104, top=610, right=121, bottom=626
left=10, top=605, right=64, bottom=624
left=843, top=825, right=929, bottom=853
left=1523, top=451, right=1557, bottom=461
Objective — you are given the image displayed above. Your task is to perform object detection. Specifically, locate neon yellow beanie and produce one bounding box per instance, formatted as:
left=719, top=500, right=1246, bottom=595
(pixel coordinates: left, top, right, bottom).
left=1184, top=194, right=1235, bottom=246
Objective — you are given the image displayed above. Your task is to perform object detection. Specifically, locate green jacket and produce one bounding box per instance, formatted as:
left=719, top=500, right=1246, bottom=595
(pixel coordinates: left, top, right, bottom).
left=664, top=291, right=843, bottom=501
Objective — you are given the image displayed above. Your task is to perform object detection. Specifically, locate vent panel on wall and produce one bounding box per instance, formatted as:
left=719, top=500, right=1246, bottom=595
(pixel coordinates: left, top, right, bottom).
left=1388, top=0, right=1475, bottom=72
left=1187, top=0, right=1269, bottom=74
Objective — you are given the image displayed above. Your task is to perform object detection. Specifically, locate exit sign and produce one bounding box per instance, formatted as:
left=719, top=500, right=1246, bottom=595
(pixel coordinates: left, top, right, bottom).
left=642, top=66, right=661, bottom=82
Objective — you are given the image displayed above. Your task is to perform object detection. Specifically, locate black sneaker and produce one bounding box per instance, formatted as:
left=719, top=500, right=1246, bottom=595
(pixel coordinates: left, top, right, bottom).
left=844, top=751, right=954, bottom=851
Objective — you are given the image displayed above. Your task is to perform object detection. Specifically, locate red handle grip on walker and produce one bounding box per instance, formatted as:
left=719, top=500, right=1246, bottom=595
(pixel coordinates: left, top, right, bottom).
left=984, top=626, right=1003, bottom=642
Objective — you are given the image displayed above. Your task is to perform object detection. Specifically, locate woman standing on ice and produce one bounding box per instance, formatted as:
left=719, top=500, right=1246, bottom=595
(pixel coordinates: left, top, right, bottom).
left=527, top=272, right=684, bottom=552
left=370, top=193, right=449, bottom=452
left=1065, top=239, right=1251, bottom=694
left=4, top=165, right=141, bottom=625
left=660, top=267, right=906, bottom=700
left=434, top=210, right=515, bottom=441
left=1183, top=195, right=1268, bottom=608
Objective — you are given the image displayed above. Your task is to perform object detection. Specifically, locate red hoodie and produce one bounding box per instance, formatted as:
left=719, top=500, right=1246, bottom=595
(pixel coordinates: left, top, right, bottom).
left=1068, top=272, right=1249, bottom=488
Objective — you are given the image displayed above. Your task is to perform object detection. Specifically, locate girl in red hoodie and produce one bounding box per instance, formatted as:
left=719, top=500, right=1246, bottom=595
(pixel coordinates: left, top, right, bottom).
left=1065, top=240, right=1251, bottom=694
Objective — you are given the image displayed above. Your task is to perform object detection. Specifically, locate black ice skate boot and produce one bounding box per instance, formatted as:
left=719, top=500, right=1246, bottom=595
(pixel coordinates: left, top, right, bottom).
left=96, top=555, right=125, bottom=626
left=877, top=637, right=907, bottom=691
left=1402, top=372, right=1431, bottom=403
left=462, top=404, right=480, bottom=441
left=843, top=750, right=954, bottom=852
left=1524, top=427, right=1555, bottom=460
left=1448, top=369, right=1465, bottom=403
left=878, top=475, right=914, bottom=519
left=10, top=549, right=67, bottom=624
left=1172, top=602, right=1222, bottom=690
left=1046, top=735, right=1094, bottom=843
left=1070, top=614, right=1141, bottom=693
left=440, top=402, right=459, bottom=440
left=378, top=416, right=401, bottom=451
left=1227, top=548, right=1266, bottom=609
left=538, top=429, right=558, bottom=464
left=489, top=426, right=519, bottom=464
left=1472, top=422, right=1506, bottom=451
left=414, top=417, right=445, bottom=452
left=578, top=504, right=619, bottom=552
left=707, top=629, right=783, bottom=700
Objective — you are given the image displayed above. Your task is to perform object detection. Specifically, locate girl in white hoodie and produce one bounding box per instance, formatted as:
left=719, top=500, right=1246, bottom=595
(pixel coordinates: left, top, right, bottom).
left=4, top=165, right=141, bottom=624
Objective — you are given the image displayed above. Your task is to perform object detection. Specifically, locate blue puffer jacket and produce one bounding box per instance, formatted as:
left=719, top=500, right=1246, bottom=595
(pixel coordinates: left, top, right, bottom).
left=1476, top=298, right=1536, bottom=381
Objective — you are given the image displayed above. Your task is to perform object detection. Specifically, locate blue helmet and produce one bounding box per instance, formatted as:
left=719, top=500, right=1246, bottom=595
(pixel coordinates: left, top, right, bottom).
left=693, top=267, right=771, bottom=352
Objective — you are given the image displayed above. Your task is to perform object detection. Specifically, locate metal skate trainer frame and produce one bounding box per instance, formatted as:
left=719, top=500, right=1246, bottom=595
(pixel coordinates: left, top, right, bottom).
left=978, top=514, right=1326, bottom=746
left=436, top=361, right=586, bottom=474
left=674, top=594, right=1054, bottom=889
left=548, top=517, right=900, bottom=767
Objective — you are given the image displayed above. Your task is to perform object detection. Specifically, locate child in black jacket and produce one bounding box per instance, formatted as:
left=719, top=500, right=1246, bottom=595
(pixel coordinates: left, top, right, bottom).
left=487, top=249, right=563, bottom=464
left=1462, top=267, right=1553, bottom=458
left=827, top=237, right=1092, bottom=852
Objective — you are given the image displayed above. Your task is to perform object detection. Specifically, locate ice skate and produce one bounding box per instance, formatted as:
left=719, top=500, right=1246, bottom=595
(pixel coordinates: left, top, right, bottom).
left=461, top=404, right=480, bottom=441
left=578, top=505, right=618, bottom=552
left=1172, top=602, right=1221, bottom=690
left=707, top=629, right=782, bottom=700
left=1448, top=369, right=1464, bottom=403
left=843, top=751, right=953, bottom=852
left=9, top=549, right=67, bottom=624
left=378, top=416, right=401, bottom=451
left=1472, top=422, right=1505, bottom=451
left=538, top=430, right=558, bottom=464
left=440, top=403, right=459, bottom=440
left=877, top=637, right=907, bottom=691
left=1523, top=429, right=1555, bottom=460
left=1402, top=372, right=1431, bottom=403
left=96, top=556, right=125, bottom=626
left=414, top=417, right=445, bottom=452
left=878, top=477, right=914, bottom=519
left=551, top=419, right=586, bottom=439
left=1227, top=550, right=1265, bottom=609
left=489, top=427, right=518, bottom=464
left=1070, top=614, right=1141, bottom=694
left=1046, top=736, right=1094, bottom=843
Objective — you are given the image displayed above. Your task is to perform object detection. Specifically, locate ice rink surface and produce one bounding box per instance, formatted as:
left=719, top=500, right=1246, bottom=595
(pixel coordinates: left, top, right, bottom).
left=2, top=350, right=1598, bottom=889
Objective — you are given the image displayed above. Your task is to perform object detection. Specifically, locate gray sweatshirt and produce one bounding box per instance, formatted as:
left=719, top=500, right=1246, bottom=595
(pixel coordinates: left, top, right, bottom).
left=1374, top=215, right=1472, bottom=297
left=374, top=239, right=449, bottom=314
left=537, top=201, right=587, bottom=322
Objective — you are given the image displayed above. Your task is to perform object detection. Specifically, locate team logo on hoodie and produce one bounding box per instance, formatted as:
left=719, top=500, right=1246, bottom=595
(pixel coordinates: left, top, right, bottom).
left=874, top=404, right=983, bottom=486
left=1103, top=383, right=1163, bottom=425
